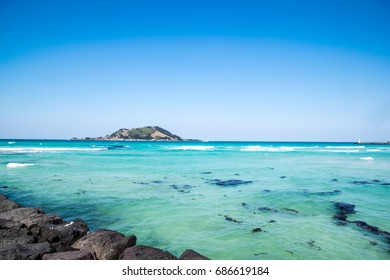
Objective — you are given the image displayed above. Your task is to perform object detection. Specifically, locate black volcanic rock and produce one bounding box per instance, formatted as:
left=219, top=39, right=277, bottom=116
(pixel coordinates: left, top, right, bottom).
left=121, top=245, right=177, bottom=260
left=179, top=249, right=209, bottom=260
left=0, top=242, right=54, bottom=260
left=43, top=250, right=95, bottom=260
left=71, top=229, right=136, bottom=260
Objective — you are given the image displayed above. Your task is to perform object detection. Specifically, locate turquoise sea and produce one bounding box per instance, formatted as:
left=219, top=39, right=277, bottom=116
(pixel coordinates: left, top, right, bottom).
left=0, top=140, right=389, bottom=259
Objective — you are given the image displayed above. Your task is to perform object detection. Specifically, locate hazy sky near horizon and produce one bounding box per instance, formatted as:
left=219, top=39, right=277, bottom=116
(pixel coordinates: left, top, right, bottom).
left=1, top=0, right=389, bottom=141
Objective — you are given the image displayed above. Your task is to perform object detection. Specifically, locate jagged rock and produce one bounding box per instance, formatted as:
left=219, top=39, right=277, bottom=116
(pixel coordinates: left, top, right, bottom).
left=21, top=213, right=64, bottom=231
left=179, top=249, right=209, bottom=260
left=72, top=229, right=136, bottom=260
left=0, top=218, right=24, bottom=229
left=0, top=242, right=53, bottom=260
left=0, top=207, right=45, bottom=224
left=0, top=227, right=36, bottom=246
left=334, top=202, right=356, bottom=214
left=39, top=219, right=89, bottom=252
left=121, top=245, right=177, bottom=260
left=43, top=250, right=94, bottom=260
left=0, top=196, right=21, bottom=213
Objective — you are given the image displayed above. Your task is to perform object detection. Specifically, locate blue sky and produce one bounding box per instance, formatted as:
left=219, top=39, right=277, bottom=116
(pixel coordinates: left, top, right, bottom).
left=1, top=0, right=389, bottom=141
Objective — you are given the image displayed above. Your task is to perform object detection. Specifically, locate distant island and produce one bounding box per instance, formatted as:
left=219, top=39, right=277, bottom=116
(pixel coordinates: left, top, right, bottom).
left=72, top=126, right=200, bottom=141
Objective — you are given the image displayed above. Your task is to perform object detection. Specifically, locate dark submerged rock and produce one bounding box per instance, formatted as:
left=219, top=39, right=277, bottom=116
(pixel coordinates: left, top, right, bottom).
left=281, top=208, right=299, bottom=214
left=334, top=202, right=356, bottom=214
left=121, top=245, right=177, bottom=260
left=252, top=227, right=262, bottom=233
left=209, top=179, right=253, bottom=187
left=72, top=229, right=136, bottom=260
left=351, top=221, right=390, bottom=237
left=258, top=207, right=278, bottom=212
left=152, top=180, right=164, bottom=184
left=314, top=190, right=341, bottom=195
left=224, top=215, right=242, bottom=223
left=352, top=180, right=371, bottom=185
left=0, top=242, right=53, bottom=260
left=333, top=212, right=348, bottom=222
left=179, top=249, right=209, bottom=260
left=170, top=184, right=192, bottom=193
left=307, top=240, right=321, bottom=250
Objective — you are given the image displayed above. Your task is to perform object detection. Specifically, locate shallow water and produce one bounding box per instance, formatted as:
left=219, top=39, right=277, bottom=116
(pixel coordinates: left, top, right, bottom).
left=1, top=140, right=389, bottom=259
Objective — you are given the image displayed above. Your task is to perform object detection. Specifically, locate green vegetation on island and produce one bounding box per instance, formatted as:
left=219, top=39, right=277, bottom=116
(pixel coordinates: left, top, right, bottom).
left=72, top=126, right=196, bottom=141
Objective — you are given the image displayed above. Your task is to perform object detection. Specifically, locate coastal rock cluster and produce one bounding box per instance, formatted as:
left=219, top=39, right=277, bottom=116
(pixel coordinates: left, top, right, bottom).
left=0, top=194, right=208, bottom=260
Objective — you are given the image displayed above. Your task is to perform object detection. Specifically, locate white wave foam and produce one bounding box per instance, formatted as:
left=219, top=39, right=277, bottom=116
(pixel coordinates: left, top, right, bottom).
left=8, top=142, right=15, bottom=144
left=6, top=163, right=34, bottom=168
left=321, top=149, right=360, bottom=153
left=172, top=146, right=215, bottom=151
left=360, top=157, right=374, bottom=161
left=240, top=146, right=295, bottom=152
left=326, top=146, right=365, bottom=149
left=0, top=147, right=107, bottom=154
left=367, top=149, right=381, bottom=152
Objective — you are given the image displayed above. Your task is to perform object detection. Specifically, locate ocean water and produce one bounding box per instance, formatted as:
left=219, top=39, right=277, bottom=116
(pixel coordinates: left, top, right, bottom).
left=0, top=140, right=389, bottom=260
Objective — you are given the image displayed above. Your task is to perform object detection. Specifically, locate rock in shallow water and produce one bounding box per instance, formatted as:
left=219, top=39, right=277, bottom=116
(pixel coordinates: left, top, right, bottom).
left=121, top=245, right=177, bottom=260
left=39, top=218, right=89, bottom=252
left=179, top=249, right=209, bottom=260
left=72, top=229, right=136, bottom=260
left=224, top=215, right=242, bottom=223
left=208, top=179, right=253, bottom=187
left=334, top=202, right=356, bottom=214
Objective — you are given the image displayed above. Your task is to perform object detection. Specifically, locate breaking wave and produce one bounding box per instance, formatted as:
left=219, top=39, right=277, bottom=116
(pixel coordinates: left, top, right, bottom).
left=6, top=163, right=35, bottom=168
left=172, top=146, right=215, bottom=151
left=0, top=147, right=108, bottom=154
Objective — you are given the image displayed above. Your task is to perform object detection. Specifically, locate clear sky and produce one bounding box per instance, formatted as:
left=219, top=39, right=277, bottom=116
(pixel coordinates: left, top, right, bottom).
left=1, top=0, right=389, bottom=141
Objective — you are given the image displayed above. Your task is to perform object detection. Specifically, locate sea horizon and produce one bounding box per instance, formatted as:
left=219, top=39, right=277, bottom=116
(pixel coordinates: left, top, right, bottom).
left=1, top=139, right=389, bottom=260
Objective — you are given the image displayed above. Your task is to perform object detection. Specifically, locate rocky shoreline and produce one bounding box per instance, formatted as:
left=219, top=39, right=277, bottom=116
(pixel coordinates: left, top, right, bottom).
left=0, top=193, right=209, bottom=260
